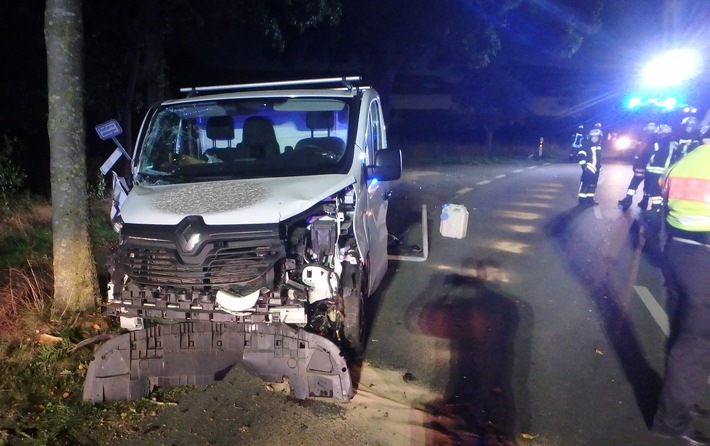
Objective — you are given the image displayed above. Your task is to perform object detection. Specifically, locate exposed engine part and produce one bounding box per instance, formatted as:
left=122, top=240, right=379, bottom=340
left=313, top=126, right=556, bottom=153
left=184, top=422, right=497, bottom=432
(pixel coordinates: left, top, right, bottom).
left=302, top=265, right=339, bottom=304
left=102, top=187, right=361, bottom=355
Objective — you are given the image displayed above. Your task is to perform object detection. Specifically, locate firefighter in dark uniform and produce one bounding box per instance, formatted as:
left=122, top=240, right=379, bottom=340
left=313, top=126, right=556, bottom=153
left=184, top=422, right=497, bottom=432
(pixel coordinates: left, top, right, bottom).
left=652, top=140, right=710, bottom=446
left=618, top=122, right=657, bottom=211
left=577, top=128, right=602, bottom=206
left=671, top=116, right=702, bottom=165
left=642, top=124, right=675, bottom=213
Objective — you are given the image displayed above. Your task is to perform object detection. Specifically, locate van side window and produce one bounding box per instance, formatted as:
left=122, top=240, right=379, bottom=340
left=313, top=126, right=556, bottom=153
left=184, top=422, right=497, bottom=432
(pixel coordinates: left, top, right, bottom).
left=365, top=100, right=382, bottom=164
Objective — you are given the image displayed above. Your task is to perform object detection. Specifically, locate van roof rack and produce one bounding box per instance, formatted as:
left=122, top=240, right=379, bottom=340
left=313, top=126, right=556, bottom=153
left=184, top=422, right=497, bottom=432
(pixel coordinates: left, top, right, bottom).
left=180, top=76, right=362, bottom=96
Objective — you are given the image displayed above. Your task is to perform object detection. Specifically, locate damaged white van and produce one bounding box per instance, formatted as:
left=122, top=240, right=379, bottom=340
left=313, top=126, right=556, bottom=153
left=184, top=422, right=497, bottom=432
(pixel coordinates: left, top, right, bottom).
left=84, top=77, right=401, bottom=403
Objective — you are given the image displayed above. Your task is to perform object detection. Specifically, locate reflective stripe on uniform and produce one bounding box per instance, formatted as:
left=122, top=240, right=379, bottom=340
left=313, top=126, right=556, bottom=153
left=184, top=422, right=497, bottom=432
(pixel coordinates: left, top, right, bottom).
left=647, top=166, right=667, bottom=174
left=669, top=215, right=710, bottom=230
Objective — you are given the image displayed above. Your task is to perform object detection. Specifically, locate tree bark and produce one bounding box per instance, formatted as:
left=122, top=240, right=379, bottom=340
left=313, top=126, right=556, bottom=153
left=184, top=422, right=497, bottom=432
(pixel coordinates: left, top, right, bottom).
left=45, top=0, right=98, bottom=313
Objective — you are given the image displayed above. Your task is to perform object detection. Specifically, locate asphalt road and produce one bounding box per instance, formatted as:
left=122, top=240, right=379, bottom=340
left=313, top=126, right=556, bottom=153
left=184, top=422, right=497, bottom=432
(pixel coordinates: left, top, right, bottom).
left=363, top=159, right=697, bottom=445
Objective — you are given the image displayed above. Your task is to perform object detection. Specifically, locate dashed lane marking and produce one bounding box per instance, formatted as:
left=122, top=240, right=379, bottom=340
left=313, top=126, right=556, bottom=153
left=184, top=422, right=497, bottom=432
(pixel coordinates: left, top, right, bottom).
left=634, top=285, right=670, bottom=337
left=464, top=163, right=543, bottom=190
left=593, top=206, right=603, bottom=220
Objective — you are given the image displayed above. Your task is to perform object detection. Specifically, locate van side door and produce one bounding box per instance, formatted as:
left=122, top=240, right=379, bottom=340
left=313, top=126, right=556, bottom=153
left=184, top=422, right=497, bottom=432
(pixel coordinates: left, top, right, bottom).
left=363, top=99, right=391, bottom=291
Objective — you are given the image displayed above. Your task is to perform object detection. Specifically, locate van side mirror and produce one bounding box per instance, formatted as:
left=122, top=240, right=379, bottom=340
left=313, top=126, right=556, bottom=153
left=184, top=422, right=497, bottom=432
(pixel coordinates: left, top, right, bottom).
left=367, top=148, right=402, bottom=181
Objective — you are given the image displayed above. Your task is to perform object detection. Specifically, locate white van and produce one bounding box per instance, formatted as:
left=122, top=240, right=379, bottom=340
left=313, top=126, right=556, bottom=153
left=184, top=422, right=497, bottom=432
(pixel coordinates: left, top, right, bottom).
left=84, top=77, right=401, bottom=403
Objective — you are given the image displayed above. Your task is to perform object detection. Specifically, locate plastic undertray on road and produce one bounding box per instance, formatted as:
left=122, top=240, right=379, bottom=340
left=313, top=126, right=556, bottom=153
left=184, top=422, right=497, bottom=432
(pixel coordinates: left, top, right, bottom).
left=83, top=321, right=353, bottom=403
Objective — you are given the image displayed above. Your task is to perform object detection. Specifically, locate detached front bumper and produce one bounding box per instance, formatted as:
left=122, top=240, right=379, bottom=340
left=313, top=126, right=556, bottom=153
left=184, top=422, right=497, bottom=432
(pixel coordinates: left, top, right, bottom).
left=83, top=322, right=353, bottom=402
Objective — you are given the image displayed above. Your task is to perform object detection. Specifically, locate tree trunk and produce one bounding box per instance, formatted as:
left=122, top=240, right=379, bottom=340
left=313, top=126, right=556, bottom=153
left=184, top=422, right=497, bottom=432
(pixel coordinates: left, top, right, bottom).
left=45, top=0, right=98, bottom=313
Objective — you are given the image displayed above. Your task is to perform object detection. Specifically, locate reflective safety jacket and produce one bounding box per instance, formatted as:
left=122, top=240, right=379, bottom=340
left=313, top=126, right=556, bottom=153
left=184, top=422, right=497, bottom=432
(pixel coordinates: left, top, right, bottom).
left=632, top=134, right=656, bottom=173
left=577, top=139, right=601, bottom=174
left=671, top=131, right=701, bottom=165
left=571, top=131, right=584, bottom=149
left=646, top=134, right=677, bottom=175
left=663, top=144, right=710, bottom=232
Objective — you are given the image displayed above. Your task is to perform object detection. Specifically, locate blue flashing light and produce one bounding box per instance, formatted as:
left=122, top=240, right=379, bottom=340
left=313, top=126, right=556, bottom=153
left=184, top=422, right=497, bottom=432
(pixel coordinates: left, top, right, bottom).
left=627, top=97, right=642, bottom=109
left=661, top=97, right=678, bottom=110
left=367, top=177, right=380, bottom=195
left=624, top=94, right=687, bottom=112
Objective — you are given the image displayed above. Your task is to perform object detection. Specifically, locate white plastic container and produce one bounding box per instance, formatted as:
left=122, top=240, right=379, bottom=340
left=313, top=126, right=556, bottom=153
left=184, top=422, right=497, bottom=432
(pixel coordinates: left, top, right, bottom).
left=439, top=204, right=468, bottom=239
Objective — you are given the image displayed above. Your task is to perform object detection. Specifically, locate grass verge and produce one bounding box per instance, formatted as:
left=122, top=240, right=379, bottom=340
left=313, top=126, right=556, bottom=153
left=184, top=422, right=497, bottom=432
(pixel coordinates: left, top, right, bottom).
left=0, top=197, right=161, bottom=445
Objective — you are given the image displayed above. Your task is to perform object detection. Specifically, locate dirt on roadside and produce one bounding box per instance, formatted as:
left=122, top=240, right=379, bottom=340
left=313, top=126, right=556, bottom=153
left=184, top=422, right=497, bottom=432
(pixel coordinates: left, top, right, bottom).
left=108, top=361, right=508, bottom=446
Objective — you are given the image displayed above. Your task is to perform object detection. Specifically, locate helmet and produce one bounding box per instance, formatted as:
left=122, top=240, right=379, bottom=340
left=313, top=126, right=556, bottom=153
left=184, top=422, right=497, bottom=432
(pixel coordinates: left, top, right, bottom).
left=681, top=116, right=698, bottom=132
left=594, top=122, right=602, bottom=128
left=578, top=124, right=584, bottom=130
left=658, top=124, right=672, bottom=134
left=643, top=122, right=657, bottom=133
left=588, top=128, right=602, bottom=140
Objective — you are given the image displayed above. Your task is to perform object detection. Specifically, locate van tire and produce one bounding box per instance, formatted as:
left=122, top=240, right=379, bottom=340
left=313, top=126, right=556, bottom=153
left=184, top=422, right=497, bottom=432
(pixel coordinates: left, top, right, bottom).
left=343, top=271, right=366, bottom=355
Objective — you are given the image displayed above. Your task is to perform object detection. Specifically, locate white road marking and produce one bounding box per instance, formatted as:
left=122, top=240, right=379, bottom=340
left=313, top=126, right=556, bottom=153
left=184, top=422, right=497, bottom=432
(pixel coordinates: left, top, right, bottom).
left=495, top=174, right=506, bottom=179
left=477, top=180, right=491, bottom=185
left=528, top=165, right=538, bottom=169
left=456, top=187, right=473, bottom=195
left=634, top=285, right=670, bottom=336
left=512, top=169, right=524, bottom=173
left=593, top=206, right=603, bottom=220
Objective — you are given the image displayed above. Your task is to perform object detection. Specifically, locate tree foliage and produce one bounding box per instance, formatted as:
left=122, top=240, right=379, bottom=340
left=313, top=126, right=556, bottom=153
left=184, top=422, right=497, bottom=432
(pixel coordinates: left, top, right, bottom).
left=285, top=0, right=606, bottom=120
left=500, top=0, right=604, bottom=60
left=0, top=136, right=27, bottom=208
left=83, top=0, right=342, bottom=151
left=455, top=64, right=533, bottom=153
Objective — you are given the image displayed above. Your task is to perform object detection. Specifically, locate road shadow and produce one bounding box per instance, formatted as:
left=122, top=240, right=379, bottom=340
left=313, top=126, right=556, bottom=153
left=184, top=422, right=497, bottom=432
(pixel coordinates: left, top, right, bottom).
left=404, top=259, right=533, bottom=445
left=545, top=206, right=663, bottom=427
left=628, top=215, right=664, bottom=269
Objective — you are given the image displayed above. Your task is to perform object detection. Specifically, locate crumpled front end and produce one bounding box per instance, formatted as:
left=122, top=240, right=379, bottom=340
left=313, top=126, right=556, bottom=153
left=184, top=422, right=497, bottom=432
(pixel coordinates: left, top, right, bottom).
left=83, top=321, right=353, bottom=403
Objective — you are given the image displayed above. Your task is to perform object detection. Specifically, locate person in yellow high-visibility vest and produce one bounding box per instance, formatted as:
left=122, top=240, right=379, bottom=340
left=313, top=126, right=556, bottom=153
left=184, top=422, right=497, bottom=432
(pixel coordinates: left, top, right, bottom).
left=652, top=140, right=710, bottom=446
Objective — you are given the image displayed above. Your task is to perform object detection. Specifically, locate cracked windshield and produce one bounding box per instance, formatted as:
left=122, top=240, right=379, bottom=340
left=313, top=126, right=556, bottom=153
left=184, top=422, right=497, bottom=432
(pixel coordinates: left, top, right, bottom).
left=137, top=98, right=351, bottom=184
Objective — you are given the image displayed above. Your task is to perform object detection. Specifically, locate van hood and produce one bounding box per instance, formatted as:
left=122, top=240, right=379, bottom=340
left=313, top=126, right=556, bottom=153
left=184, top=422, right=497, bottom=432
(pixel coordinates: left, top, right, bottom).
left=120, top=175, right=356, bottom=225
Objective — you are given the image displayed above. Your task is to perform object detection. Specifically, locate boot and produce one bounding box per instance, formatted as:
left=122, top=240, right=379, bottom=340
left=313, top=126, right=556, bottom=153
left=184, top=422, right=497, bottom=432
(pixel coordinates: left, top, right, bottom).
left=638, top=195, right=649, bottom=211
left=618, top=195, right=632, bottom=211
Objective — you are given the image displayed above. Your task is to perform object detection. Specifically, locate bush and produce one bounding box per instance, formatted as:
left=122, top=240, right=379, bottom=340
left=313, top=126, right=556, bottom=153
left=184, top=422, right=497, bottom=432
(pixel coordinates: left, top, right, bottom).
left=0, top=135, right=28, bottom=208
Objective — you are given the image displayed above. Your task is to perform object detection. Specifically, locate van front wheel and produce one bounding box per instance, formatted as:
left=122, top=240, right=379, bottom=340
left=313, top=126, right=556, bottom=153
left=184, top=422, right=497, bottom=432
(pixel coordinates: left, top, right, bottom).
left=343, top=272, right=366, bottom=356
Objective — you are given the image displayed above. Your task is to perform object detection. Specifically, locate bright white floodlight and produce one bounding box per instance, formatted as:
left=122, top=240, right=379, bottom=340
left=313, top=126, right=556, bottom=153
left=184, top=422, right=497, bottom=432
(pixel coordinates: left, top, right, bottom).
left=642, top=49, right=703, bottom=87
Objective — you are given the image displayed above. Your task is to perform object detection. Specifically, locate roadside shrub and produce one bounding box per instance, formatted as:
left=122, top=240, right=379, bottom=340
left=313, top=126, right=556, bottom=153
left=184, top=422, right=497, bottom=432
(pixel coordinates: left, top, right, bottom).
left=0, top=260, right=53, bottom=341
left=0, top=135, right=28, bottom=208
left=88, top=173, right=109, bottom=199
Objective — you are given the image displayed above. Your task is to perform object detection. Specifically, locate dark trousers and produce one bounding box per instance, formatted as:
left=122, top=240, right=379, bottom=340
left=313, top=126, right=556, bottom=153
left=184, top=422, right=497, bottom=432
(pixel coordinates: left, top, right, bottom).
left=578, top=167, right=599, bottom=200
left=625, top=173, right=644, bottom=195
left=654, top=239, right=710, bottom=435
left=644, top=172, right=664, bottom=208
